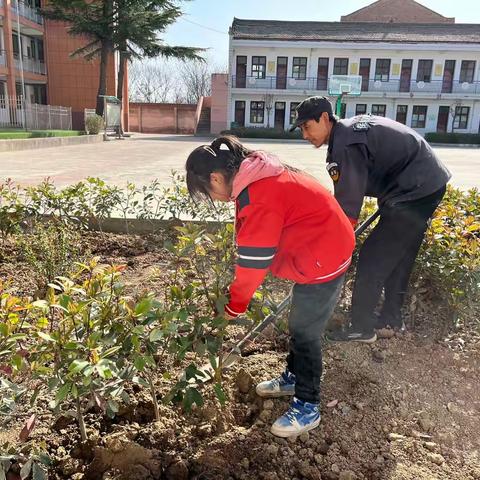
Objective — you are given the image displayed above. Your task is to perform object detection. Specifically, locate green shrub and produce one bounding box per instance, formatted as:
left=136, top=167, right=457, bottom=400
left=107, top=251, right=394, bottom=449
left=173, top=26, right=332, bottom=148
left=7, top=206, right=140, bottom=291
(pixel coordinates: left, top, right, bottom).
left=356, top=189, right=480, bottom=328
left=17, top=220, right=83, bottom=293
left=0, top=180, right=37, bottom=242
left=221, top=127, right=302, bottom=139
left=85, top=114, right=104, bottom=135
left=425, top=132, right=480, bottom=145
left=414, top=186, right=480, bottom=326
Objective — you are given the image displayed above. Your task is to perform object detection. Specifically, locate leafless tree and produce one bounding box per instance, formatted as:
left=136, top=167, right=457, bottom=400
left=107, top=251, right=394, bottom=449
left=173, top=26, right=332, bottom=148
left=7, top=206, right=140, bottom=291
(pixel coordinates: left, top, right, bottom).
left=178, top=60, right=214, bottom=104
left=263, top=93, right=274, bottom=128
left=129, top=55, right=222, bottom=104
left=129, top=60, right=175, bottom=103
left=449, top=101, right=462, bottom=133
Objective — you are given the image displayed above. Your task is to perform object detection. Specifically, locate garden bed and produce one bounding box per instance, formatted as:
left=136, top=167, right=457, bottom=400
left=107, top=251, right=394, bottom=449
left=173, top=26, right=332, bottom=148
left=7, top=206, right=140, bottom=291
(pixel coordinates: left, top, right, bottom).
left=0, top=179, right=479, bottom=480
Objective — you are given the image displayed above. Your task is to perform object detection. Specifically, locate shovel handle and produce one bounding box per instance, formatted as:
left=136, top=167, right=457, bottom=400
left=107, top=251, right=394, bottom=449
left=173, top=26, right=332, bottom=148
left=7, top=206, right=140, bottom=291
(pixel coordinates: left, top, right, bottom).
left=354, top=209, right=380, bottom=237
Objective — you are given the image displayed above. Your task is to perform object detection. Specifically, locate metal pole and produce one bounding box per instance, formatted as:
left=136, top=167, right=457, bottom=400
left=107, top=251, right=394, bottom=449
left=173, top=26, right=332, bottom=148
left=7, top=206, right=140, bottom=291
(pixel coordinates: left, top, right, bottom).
left=103, top=96, right=108, bottom=140
left=15, top=0, right=27, bottom=130
left=336, top=94, right=345, bottom=117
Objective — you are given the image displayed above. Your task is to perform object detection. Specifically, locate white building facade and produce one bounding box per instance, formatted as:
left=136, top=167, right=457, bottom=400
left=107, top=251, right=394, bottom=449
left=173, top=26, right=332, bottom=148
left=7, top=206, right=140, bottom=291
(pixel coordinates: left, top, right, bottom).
left=228, top=19, right=480, bottom=135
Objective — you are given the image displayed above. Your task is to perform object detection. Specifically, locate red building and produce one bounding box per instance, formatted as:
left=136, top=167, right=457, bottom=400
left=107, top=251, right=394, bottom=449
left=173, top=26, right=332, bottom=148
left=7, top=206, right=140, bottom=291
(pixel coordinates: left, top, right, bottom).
left=0, top=0, right=129, bottom=129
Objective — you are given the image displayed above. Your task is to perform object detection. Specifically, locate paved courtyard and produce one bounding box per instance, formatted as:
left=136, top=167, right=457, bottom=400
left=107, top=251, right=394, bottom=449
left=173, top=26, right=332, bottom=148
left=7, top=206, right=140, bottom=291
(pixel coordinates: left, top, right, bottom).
left=1, top=134, right=479, bottom=191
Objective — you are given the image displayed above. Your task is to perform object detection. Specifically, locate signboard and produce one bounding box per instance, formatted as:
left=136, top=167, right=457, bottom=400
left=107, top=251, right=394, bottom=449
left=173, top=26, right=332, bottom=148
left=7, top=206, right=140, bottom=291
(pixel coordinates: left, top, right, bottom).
left=99, top=95, right=122, bottom=139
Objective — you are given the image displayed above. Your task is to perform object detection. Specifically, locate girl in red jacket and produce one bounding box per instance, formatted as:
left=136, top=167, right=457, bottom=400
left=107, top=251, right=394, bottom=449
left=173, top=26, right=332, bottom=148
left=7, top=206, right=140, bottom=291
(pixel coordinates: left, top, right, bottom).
left=185, top=136, right=355, bottom=438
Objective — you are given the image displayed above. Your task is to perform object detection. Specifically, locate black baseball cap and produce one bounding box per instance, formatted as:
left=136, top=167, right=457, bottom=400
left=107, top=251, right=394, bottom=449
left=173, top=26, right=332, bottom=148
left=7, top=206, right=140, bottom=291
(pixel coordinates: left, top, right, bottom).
left=289, top=96, right=334, bottom=132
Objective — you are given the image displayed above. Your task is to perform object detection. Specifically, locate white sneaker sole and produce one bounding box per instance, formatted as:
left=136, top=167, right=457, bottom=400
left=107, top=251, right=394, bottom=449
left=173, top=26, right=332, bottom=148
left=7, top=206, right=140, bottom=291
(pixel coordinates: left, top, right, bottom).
left=352, top=333, right=377, bottom=344
left=256, top=387, right=295, bottom=398
left=270, top=416, right=321, bottom=438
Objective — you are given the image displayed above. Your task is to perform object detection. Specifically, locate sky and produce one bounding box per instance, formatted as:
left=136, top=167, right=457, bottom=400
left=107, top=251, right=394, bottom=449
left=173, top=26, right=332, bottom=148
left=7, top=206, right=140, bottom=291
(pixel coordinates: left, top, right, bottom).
left=163, top=0, right=480, bottom=66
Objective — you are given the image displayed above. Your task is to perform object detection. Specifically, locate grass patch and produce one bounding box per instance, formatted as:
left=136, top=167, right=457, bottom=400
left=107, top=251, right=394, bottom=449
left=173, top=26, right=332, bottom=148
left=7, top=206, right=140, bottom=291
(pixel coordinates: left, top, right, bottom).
left=0, top=130, right=83, bottom=140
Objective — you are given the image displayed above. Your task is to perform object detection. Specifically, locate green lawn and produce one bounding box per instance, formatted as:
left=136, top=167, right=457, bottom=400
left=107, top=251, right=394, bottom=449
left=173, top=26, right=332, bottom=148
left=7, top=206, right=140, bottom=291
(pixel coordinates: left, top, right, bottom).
left=0, top=130, right=83, bottom=140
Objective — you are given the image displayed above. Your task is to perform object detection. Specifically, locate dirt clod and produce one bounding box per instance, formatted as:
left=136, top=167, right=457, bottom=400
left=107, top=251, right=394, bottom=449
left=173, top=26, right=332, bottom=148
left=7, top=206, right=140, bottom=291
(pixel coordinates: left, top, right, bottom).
left=236, top=368, right=254, bottom=393
left=427, top=452, right=445, bottom=465
left=339, top=471, right=356, bottom=480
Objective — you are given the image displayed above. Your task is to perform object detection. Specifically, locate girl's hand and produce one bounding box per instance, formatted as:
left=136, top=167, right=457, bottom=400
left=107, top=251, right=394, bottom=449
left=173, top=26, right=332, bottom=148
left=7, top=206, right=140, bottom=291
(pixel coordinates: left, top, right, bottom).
left=224, top=311, right=237, bottom=321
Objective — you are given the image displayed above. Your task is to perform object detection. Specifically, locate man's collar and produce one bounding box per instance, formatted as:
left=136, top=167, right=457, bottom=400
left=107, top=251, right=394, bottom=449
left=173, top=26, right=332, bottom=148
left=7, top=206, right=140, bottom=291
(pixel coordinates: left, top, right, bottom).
left=327, top=121, right=339, bottom=153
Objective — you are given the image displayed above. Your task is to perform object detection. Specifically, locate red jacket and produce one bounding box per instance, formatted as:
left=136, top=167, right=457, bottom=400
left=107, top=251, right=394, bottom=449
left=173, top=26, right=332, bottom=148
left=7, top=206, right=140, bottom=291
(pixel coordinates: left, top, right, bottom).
left=225, top=152, right=355, bottom=318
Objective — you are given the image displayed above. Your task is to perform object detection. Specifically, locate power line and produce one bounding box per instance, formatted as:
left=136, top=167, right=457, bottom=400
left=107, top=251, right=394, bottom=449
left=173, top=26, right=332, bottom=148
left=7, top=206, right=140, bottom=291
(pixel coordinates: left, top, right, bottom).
left=179, top=17, right=228, bottom=35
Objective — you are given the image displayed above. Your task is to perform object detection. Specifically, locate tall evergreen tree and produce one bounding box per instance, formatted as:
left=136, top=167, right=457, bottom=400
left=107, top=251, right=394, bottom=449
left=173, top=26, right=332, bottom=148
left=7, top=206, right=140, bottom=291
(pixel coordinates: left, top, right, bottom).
left=42, top=0, right=204, bottom=116
left=114, top=0, right=204, bottom=104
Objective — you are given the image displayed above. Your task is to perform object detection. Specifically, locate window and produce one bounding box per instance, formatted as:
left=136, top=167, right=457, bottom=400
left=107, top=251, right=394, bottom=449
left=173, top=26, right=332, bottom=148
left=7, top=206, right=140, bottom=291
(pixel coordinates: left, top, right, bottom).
left=236, top=56, right=247, bottom=87
left=356, top=104, right=367, bottom=116
left=454, top=106, right=470, bottom=129
left=375, top=59, right=391, bottom=82
left=251, top=56, right=266, bottom=79
left=317, top=58, right=329, bottom=90
left=396, top=105, right=408, bottom=125
left=12, top=34, right=20, bottom=57
left=32, top=85, right=47, bottom=104
left=340, top=103, right=346, bottom=119
left=359, top=58, right=371, bottom=91
left=459, top=61, right=476, bottom=83
left=34, top=85, right=47, bottom=105
left=371, top=104, right=386, bottom=117
left=250, top=101, right=265, bottom=124
left=234, top=101, right=246, bottom=127
left=411, top=106, right=427, bottom=128
left=289, top=102, right=300, bottom=125
left=333, top=58, right=349, bottom=75
left=417, top=60, right=433, bottom=82
left=37, top=40, right=44, bottom=62
left=293, top=57, right=307, bottom=80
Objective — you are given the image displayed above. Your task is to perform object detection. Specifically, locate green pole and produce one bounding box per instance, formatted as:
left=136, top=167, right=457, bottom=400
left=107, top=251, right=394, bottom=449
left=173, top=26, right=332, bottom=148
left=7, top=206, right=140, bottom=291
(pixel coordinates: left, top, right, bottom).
left=336, top=94, right=343, bottom=117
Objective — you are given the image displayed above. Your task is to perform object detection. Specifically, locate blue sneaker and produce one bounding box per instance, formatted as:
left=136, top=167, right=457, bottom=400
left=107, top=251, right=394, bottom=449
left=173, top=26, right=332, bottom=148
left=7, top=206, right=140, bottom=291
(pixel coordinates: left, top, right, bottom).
left=270, top=397, right=321, bottom=438
left=256, top=369, right=295, bottom=398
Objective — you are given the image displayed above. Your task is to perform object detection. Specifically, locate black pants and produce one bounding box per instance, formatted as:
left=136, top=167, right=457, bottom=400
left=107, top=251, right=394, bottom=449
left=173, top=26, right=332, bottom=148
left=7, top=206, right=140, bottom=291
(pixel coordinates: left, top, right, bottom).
left=351, top=186, right=446, bottom=333
left=286, top=274, right=344, bottom=403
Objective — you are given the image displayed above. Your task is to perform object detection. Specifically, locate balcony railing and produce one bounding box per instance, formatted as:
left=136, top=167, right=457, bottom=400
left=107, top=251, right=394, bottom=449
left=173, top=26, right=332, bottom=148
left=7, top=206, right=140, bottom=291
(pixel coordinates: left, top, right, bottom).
left=231, top=75, right=480, bottom=95
left=11, top=0, right=43, bottom=26
left=14, top=55, right=46, bottom=75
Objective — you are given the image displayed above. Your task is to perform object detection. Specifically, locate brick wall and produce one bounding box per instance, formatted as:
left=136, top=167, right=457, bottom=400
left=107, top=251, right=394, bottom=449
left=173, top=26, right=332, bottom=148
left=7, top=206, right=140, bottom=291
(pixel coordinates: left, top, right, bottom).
left=210, top=74, right=228, bottom=134
left=341, top=0, right=455, bottom=24
left=129, top=103, right=197, bottom=134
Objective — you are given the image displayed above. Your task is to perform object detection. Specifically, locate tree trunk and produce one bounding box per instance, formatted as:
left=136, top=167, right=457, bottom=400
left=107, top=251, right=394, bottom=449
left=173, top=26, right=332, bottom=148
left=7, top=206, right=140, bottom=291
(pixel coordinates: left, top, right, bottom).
left=117, top=50, right=127, bottom=101
left=96, top=0, right=114, bottom=116
left=116, top=44, right=127, bottom=135
left=95, top=40, right=110, bottom=116
left=76, top=396, right=87, bottom=442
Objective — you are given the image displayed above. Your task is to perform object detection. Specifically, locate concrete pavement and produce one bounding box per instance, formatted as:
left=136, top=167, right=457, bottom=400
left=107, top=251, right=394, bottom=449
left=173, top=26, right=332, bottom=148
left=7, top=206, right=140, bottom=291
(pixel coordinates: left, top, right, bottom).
left=1, top=134, right=479, bottom=191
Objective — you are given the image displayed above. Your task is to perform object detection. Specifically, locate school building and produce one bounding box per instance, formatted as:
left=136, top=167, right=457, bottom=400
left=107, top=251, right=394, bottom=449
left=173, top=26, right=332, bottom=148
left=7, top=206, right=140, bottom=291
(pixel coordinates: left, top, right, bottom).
left=211, top=0, right=480, bottom=135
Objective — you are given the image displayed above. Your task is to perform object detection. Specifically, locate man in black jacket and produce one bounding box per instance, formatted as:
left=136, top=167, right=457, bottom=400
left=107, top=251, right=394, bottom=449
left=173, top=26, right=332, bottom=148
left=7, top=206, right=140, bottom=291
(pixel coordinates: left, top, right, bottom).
left=291, top=96, right=451, bottom=342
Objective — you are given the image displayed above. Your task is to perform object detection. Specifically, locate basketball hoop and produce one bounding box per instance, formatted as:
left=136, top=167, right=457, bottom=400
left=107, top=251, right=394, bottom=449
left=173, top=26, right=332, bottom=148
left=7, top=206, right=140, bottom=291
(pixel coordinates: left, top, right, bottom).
left=328, top=75, right=362, bottom=116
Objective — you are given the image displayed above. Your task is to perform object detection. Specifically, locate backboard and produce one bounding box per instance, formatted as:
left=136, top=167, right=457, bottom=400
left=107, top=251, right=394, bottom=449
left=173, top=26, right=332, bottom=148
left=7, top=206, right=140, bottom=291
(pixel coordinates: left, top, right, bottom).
left=328, top=75, right=362, bottom=96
